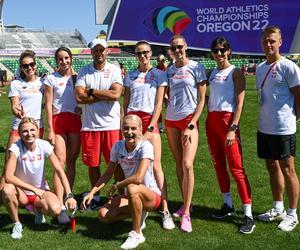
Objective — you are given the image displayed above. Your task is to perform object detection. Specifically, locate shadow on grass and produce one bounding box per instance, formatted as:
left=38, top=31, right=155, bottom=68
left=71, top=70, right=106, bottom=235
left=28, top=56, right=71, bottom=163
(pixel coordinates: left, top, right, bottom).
left=0, top=145, right=6, bottom=153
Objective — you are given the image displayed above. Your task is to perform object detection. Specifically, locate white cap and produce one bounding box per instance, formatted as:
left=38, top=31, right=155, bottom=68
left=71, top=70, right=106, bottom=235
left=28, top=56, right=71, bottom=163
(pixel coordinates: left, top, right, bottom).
left=88, top=38, right=108, bottom=49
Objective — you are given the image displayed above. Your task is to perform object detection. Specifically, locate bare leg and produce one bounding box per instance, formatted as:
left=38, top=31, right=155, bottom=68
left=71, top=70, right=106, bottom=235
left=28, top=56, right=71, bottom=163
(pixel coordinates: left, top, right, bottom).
left=266, top=159, right=285, bottom=202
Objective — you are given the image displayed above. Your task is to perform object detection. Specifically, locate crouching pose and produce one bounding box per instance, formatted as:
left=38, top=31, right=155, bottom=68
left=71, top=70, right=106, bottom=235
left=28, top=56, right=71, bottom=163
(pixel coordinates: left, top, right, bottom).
left=2, top=117, right=77, bottom=239
left=82, top=114, right=161, bottom=250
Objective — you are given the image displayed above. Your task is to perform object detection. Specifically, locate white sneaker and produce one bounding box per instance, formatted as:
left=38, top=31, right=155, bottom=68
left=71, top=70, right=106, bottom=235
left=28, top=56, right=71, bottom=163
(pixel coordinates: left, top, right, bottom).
left=278, top=214, right=299, bottom=232
left=11, top=222, right=23, bottom=239
left=35, top=211, right=46, bottom=224
left=161, top=211, right=175, bottom=230
left=140, top=211, right=148, bottom=231
left=58, top=208, right=70, bottom=224
left=258, top=208, right=286, bottom=222
left=121, top=231, right=145, bottom=249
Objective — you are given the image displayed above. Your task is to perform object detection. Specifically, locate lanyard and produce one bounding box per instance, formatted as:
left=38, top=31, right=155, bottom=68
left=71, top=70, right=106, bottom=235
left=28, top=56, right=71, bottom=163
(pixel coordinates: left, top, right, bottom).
left=260, top=62, right=277, bottom=89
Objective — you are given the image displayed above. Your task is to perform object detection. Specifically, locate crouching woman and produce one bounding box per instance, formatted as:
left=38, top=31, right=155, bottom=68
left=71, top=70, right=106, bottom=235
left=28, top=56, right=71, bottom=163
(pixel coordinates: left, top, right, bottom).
left=82, top=114, right=161, bottom=250
left=2, top=117, right=77, bottom=239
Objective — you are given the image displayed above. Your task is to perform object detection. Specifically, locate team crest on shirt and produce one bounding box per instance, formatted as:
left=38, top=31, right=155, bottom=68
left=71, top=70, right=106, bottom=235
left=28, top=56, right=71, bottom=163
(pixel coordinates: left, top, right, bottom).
left=103, top=69, right=111, bottom=78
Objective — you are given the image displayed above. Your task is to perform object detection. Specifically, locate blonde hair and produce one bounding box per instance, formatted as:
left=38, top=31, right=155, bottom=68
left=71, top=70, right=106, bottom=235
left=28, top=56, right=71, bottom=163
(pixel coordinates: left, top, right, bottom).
left=122, top=114, right=144, bottom=140
left=262, top=26, right=282, bottom=40
left=18, top=117, right=38, bottom=132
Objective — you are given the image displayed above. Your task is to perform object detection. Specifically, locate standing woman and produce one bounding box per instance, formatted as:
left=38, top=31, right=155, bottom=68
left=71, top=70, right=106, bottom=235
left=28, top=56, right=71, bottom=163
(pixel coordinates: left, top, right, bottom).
left=165, top=35, right=207, bottom=232
left=123, top=40, right=175, bottom=230
left=7, top=50, right=44, bottom=157
left=206, top=36, right=255, bottom=234
left=44, top=47, right=81, bottom=224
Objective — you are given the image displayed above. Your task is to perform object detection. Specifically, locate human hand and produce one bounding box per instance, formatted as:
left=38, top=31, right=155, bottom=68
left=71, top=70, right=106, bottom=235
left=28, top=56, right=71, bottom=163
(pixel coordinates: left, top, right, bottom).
left=34, top=188, right=45, bottom=200
left=66, top=198, right=77, bottom=211
left=47, top=130, right=55, bottom=145
left=225, top=131, right=236, bottom=146
left=144, top=131, right=152, bottom=141
left=81, top=192, right=94, bottom=209
left=182, top=129, right=192, bottom=146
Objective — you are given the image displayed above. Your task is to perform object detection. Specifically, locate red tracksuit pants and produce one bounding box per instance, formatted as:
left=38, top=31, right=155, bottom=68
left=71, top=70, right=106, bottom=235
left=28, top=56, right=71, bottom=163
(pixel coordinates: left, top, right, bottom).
left=206, top=111, right=252, bottom=204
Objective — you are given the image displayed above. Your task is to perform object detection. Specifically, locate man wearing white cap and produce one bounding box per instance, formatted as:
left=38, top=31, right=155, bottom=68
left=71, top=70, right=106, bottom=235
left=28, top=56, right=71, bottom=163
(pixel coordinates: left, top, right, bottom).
left=75, top=39, right=123, bottom=207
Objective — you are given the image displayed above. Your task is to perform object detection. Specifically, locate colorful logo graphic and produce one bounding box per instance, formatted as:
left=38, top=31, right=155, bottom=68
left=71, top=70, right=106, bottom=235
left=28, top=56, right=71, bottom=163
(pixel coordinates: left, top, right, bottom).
left=144, top=6, right=192, bottom=35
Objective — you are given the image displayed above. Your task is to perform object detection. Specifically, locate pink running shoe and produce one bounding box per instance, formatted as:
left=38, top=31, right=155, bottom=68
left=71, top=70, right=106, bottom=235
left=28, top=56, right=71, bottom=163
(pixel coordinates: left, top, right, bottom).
left=181, top=214, right=192, bottom=233
left=173, top=205, right=193, bottom=218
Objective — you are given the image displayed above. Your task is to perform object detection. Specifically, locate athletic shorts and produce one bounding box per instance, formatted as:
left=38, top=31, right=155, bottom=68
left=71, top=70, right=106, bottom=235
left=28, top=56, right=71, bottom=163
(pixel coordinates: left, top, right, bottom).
left=81, top=130, right=121, bottom=167
left=25, top=194, right=37, bottom=205
left=257, top=131, right=296, bottom=160
left=53, top=112, right=82, bottom=135
left=10, top=128, right=45, bottom=138
left=165, top=113, right=198, bottom=131
left=128, top=111, right=159, bottom=134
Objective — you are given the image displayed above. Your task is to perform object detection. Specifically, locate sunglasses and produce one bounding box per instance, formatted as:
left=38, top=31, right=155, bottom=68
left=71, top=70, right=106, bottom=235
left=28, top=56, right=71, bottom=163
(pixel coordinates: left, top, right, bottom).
left=21, top=62, right=36, bottom=69
left=170, top=45, right=184, bottom=51
left=212, top=48, right=227, bottom=54
left=135, top=50, right=151, bottom=57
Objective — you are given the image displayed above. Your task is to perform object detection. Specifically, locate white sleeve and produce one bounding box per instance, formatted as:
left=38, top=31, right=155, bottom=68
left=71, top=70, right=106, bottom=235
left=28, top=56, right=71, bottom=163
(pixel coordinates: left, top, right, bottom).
left=41, top=140, right=54, bottom=158
left=112, top=66, right=123, bottom=86
left=110, top=141, right=120, bottom=163
left=43, top=75, right=54, bottom=88
left=75, top=67, right=87, bottom=88
left=9, top=142, right=21, bottom=158
left=157, top=70, right=168, bottom=87
left=195, top=63, right=207, bottom=83
left=141, top=141, right=154, bottom=161
left=286, top=62, right=300, bottom=89
left=124, top=72, right=131, bottom=87
left=8, top=80, right=20, bottom=97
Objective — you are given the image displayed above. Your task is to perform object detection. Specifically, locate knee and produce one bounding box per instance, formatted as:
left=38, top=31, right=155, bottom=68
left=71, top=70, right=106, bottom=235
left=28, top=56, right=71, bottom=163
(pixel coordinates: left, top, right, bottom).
left=127, top=184, right=139, bottom=197
left=98, top=208, right=112, bottom=224
left=49, top=203, right=61, bottom=216
left=182, top=161, right=194, bottom=173
left=2, top=184, right=16, bottom=200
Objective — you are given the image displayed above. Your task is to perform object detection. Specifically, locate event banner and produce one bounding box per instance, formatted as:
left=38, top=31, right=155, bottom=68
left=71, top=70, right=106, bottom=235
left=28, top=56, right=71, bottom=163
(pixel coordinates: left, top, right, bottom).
left=108, top=0, right=300, bottom=54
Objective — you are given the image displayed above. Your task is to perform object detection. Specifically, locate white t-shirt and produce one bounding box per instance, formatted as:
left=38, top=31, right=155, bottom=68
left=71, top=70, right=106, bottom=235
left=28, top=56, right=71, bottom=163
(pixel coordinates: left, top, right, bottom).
left=8, top=78, right=44, bottom=130
left=110, top=140, right=161, bottom=195
left=256, top=57, right=300, bottom=135
left=76, top=62, right=123, bottom=131
left=166, top=60, right=207, bottom=120
left=9, top=138, right=53, bottom=195
left=124, top=68, right=167, bottom=115
left=43, top=72, right=77, bottom=115
left=208, top=65, right=236, bottom=112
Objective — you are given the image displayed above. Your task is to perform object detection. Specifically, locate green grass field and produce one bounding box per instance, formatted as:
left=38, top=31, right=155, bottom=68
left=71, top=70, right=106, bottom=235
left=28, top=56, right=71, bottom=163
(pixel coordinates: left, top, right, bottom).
left=0, top=75, right=300, bottom=249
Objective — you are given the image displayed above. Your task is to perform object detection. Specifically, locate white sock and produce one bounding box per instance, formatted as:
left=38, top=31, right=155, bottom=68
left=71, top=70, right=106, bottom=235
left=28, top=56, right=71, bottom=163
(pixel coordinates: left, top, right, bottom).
left=243, top=204, right=253, bottom=218
left=222, top=192, right=233, bottom=208
left=61, top=205, right=67, bottom=210
left=273, top=201, right=284, bottom=212
left=287, top=208, right=297, bottom=217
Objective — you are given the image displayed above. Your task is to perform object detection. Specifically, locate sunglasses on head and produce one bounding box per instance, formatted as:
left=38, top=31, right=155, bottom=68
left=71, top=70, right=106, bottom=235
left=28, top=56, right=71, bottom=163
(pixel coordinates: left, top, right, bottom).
left=212, top=48, right=227, bottom=54
left=135, top=50, right=150, bottom=57
left=21, top=62, right=36, bottom=69
left=170, top=45, right=184, bottom=51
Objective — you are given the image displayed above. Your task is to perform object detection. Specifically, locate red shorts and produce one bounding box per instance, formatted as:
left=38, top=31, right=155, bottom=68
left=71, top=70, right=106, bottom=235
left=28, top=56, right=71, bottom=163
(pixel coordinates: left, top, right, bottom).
left=25, top=194, right=37, bottom=205
left=165, top=113, right=198, bottom=131
left=128, top=111, right=159, bottom=134
left=10, top=128, right=45, bottom=138
left=154, top=192, right=161, bottom=210
left=53, top=112, right=82, bottom=135
left=81, top=130, right=121, bottom=167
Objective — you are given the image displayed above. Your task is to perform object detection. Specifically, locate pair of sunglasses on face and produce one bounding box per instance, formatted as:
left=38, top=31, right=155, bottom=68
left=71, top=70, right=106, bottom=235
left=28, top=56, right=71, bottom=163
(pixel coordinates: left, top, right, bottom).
left=21, top=62, right=36, bottom=70
left=211, top=48, right=228, bottom=54
left=135, top=50, right=151, bottom=57
left=169, top=45, right=185, bottom=51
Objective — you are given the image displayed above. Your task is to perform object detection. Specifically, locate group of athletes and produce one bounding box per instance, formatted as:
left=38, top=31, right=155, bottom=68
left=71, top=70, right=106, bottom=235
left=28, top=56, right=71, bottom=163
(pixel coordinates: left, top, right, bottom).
left=0, top=25, right=299, bottom=249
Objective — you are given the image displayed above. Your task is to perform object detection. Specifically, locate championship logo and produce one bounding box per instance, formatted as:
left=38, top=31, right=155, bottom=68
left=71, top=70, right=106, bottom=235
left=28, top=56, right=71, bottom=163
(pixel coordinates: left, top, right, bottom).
left=144, top=6, right=192, bottom=35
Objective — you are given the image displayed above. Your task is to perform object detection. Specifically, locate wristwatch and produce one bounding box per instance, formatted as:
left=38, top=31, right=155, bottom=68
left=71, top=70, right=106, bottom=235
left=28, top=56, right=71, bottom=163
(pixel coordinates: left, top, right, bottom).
left=188, top=123, right=195, bottom=130
left=147, top=125, right=155, bottom=132
left=229, top=124, right=238, bottom=131
left=87, top=88, right=94, bottom=97
left=64, top=192, right=74, bottom=203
